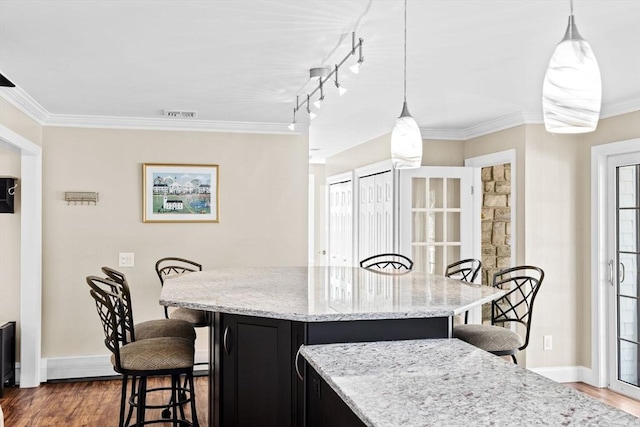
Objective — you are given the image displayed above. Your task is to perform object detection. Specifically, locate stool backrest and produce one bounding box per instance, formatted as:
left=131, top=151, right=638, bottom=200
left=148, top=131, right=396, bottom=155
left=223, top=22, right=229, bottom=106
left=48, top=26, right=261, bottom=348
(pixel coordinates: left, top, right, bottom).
left=445, top=259, right=482, bottom=283
left=155, top=257, right=202, bottom=318
left=88, top=286, right=127, bottom=372
left=491, top=265, right=545, bottom=351
left=155, top=257, right=202, bottom=286
left=359, top=253, right=413, bottom=271
left=87, top=275, right=136, bottom=343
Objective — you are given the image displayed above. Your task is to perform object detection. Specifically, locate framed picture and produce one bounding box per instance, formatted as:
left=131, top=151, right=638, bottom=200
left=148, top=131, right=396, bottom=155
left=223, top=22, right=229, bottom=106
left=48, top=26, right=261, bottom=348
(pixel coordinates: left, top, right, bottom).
left=142, top=163, right=219, bottom=223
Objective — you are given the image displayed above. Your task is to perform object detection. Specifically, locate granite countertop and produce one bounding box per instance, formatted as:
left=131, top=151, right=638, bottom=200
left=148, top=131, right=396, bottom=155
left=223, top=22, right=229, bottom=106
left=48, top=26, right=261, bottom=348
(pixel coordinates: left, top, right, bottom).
left=159, top=266, right=504, bottom=322
left=300, top=339, right=640, bottom=426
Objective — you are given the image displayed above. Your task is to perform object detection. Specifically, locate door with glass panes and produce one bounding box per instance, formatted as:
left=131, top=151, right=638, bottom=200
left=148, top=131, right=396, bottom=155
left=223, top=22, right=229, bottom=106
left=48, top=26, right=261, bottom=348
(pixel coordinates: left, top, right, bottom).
left=399, top=167, right=475, bottom=274
left=607, top=153, right=640, bottom=399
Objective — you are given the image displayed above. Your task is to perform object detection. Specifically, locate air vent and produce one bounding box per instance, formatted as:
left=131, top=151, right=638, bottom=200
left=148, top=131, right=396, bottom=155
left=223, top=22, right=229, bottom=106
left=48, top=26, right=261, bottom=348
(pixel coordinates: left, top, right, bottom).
left=163, top=109, right=198, bottom=119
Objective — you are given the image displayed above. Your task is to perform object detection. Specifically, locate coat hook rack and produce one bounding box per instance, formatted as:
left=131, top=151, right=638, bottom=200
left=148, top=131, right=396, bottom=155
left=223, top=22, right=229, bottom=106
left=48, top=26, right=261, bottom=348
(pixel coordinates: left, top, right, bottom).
left=64, top=192, right=99, bottom=205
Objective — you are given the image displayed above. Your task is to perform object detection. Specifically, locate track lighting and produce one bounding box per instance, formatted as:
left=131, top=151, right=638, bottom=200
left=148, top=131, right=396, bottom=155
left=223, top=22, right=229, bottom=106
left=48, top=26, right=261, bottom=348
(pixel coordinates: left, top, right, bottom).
left=288, top=98, right=297, bottom=131
left=288, top=32, right=363, bottom=128
left=314, top=82, right=324, bottom=109
left=350, top=33, right=364, bottom=74
left=334, top=65, right=348, bottom=96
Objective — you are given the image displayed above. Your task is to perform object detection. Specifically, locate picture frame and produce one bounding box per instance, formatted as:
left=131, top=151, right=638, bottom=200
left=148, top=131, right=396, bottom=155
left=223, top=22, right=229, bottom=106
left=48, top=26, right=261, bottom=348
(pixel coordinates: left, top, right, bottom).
left=142, top=163, right=219, bottom=223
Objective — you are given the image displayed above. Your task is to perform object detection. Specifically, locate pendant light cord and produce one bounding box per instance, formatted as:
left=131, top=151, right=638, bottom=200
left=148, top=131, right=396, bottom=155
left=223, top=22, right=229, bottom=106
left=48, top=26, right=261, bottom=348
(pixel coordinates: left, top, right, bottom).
left=403, top=0, right=407, bottom=103
left=570, top=0, right=574, bottom=15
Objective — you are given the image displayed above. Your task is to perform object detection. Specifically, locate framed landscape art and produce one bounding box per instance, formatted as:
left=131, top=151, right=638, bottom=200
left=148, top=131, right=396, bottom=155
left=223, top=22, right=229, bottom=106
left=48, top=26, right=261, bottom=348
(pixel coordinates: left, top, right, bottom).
left=142, top=163, right=219, bottom=223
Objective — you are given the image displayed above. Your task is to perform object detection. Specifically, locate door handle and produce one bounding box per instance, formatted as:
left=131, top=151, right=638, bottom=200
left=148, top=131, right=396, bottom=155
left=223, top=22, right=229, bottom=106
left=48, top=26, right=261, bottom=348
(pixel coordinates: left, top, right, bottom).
left=620, top=262, right=626, bottom=284
left=608, top=260, right=614, bottom=286
left=223, top=326, right=231, bottom=354
left=295, top=346, right=304, bottom=381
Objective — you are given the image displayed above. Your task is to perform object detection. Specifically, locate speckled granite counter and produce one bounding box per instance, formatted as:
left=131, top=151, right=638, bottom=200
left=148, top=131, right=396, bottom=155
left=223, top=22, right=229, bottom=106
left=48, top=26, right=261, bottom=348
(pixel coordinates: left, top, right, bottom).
left=160, top=266, right=504, bottom=322
left=300, top=339, right=639, bottom=426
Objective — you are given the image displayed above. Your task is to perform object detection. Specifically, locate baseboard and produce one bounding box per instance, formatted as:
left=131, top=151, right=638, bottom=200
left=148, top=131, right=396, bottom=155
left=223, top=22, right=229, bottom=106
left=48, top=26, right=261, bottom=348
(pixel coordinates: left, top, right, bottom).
left=528, top=366, right=594, bottom=384
left=42, top=350, right=209, bottom=381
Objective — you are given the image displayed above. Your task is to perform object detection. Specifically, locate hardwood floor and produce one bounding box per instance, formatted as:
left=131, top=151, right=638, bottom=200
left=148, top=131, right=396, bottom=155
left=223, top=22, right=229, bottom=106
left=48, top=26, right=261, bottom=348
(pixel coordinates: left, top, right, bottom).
left=565, top=382, right=640, bottom=418
left=0, top=378, right=637, bottom=426
left=0, top=376, right=208, bottom=427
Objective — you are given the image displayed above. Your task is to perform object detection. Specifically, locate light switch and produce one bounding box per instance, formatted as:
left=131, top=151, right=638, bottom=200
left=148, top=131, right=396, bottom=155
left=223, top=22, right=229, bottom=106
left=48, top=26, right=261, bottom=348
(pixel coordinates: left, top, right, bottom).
left=118, top=252, right=135, bottom=267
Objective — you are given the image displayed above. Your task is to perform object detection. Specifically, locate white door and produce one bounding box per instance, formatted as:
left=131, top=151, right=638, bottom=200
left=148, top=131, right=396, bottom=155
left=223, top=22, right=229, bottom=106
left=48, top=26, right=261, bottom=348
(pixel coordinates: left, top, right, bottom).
left=607, top=152, right=640, bottom=398
left=328, top=179, right=353, bottom=266
left=399, top=167, right=475, bottom=274
left=358, top=171, right=393, bottom=261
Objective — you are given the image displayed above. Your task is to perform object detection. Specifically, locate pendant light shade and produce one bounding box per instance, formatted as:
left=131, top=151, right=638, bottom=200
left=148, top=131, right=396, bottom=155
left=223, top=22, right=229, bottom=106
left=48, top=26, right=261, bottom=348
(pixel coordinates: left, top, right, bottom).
left=542, top=3, right=601, bottom=134
left=391, top=0, right=422, bottom=169
left=391, top=102, right=422, bottom=169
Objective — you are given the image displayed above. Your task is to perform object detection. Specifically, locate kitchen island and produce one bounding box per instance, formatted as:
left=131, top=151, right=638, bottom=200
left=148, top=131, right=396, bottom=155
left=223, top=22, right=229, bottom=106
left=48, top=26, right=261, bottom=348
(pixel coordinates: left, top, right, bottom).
left=300, top=339, right=639, bottom=426
left=160, top=266, right=506, bottom=427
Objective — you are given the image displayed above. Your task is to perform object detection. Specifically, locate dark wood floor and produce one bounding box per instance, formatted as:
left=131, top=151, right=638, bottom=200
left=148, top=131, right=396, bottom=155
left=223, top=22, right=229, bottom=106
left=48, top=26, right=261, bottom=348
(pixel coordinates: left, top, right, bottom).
left=0, top=378, right=638, bottom=426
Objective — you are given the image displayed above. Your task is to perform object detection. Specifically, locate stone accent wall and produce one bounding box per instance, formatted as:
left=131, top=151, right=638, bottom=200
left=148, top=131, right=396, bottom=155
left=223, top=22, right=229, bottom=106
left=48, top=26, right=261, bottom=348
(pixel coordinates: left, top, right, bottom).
left=481, top=163, right=511, bottom=286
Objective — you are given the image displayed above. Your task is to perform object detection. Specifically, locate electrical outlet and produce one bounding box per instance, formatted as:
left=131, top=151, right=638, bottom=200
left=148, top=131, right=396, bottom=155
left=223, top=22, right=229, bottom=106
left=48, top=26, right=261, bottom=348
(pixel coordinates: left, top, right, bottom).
left=543, top=335, right=553, bottom=351
left=118, top=252, right=135, bottom=268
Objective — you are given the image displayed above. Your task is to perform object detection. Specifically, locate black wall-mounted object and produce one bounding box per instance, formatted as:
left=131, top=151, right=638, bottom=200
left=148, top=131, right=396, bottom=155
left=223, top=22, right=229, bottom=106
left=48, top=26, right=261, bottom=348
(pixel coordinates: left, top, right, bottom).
left=0, top=72, right=15, bottom=87
left=0, top=177, right=17, bottom=213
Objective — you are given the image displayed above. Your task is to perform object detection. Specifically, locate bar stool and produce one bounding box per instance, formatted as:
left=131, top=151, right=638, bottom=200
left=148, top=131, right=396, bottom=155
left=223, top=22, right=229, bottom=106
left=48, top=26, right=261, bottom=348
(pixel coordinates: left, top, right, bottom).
left=102, top=267, right=196, bottom=342
left=155, top=258, right=209, bottom=372
left=445, top=259, right=482, bottom=325
left=87, top=277, right=199, bottom=427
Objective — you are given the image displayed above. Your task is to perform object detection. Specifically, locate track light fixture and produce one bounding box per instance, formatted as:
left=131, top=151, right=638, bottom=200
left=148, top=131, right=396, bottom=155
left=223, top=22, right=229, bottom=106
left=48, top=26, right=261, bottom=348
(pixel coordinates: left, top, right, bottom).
left=288, top=32, right=364, bottom=128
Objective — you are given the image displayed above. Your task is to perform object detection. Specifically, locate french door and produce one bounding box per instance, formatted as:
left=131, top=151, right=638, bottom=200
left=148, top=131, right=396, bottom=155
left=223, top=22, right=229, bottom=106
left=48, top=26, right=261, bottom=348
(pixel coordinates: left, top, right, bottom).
left=399, top=167, right=475, bottom=274
left=607, top=152, right=640, bottom=398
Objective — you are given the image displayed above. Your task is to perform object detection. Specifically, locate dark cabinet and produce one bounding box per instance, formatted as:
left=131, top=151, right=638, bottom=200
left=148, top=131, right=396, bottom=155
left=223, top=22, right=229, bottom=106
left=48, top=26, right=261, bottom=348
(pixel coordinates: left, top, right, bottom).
left=0, top=177, right=17, bottom=214
left=212, top=314, right=449, bottom=427
left=219, top=314, right=294, bottom=427
left=306, top=364, right=366, bottom=427
left=0, top=321, right=16, bottom=397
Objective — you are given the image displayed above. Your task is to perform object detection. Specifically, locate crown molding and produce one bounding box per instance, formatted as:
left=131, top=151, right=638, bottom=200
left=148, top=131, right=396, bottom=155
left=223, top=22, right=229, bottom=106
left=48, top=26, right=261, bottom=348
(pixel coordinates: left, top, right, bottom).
left=601, top=97, right=640, bottom=119
left=1, top=86, right=637, bottom=141
left=0, top=87, right=49, bottom=124
left=45, top=113, right=306, bottom=135
left=420, top=111, right=544, bottom=141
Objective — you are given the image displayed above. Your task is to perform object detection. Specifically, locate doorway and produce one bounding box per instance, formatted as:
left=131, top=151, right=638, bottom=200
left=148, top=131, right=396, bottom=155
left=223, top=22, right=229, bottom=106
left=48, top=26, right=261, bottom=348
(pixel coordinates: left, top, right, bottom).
left=592, top=138, right=640, bottom=399
left=607, top=152, right=640, bottom=398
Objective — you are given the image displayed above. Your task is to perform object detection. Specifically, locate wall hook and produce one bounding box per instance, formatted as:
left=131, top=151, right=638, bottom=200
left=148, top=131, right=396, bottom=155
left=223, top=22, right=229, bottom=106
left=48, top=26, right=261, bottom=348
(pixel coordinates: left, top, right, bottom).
left=7, top=184, right=17, bottom=196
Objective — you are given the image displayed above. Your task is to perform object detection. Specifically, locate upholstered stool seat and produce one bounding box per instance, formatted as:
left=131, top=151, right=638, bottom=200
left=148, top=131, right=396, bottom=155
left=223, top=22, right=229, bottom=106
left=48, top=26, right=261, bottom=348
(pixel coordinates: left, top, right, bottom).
left=168, top=308, right=207, bottom=325
left=135, top=319, right=196, bottom=342
left=115, top=337, right=194, bottom=372
left=453, top=324, right=524, bottom=353
left=452, top=265, right=544, bottom=364
left=101, top=266, right=197, bottom=343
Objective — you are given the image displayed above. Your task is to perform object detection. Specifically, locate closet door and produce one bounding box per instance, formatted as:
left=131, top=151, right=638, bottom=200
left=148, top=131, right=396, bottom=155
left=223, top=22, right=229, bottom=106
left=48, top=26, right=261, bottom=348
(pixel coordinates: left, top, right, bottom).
left=358, top=171, right=393, bottom=262
left=399, top=167, right=474, bottom=274
left=328, top=179, right=353, bottom=267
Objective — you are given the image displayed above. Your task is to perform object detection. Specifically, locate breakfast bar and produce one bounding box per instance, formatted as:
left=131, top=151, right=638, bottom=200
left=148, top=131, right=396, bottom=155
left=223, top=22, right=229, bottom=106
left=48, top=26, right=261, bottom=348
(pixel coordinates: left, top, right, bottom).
left=160, top=266, right=506, bottom=427
left=300, top=339, right=639, bottom=426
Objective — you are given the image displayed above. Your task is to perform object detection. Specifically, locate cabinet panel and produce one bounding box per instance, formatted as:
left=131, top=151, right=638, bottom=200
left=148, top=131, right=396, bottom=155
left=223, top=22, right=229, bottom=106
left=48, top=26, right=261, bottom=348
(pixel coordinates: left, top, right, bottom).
left=220, top=314, right=292, bottom=427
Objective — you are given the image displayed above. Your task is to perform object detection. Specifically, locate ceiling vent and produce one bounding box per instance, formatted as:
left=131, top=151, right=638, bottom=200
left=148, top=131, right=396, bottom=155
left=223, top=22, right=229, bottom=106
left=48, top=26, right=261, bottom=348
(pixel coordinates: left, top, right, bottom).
left=163, top=109, right=198, bottom=119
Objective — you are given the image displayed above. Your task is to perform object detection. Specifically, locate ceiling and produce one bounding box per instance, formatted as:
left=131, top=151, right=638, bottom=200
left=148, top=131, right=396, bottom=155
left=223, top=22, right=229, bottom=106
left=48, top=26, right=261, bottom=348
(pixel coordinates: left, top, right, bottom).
left=1, top=1, right=639, bottom=162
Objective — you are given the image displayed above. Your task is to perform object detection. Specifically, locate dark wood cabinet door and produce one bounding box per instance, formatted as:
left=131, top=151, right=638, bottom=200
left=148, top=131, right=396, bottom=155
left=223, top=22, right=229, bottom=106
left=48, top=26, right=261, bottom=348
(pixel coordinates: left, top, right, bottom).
left=220, top=314, right=293, bottom=427
left=305, top=365, right=366, bottom=427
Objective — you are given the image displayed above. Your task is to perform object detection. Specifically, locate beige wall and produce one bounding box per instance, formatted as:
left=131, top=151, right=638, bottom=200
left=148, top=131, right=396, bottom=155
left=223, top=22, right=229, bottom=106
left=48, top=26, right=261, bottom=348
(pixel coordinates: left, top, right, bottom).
left=39, top=126, right=308, bottom=358
left=326, top=132, right=465, bottom=177
left=522, top=125, right=582, bottom=368
left=0, top=97, right=43, bottom=361
left=0, top=98, right=43, bottom=146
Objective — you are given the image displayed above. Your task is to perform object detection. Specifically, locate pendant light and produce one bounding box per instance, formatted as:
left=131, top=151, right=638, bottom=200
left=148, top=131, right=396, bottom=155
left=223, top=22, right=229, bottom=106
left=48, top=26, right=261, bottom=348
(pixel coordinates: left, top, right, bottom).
left=542, top=0, right=601, bottom=134
left=391, top=0, right=422, bottom=169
